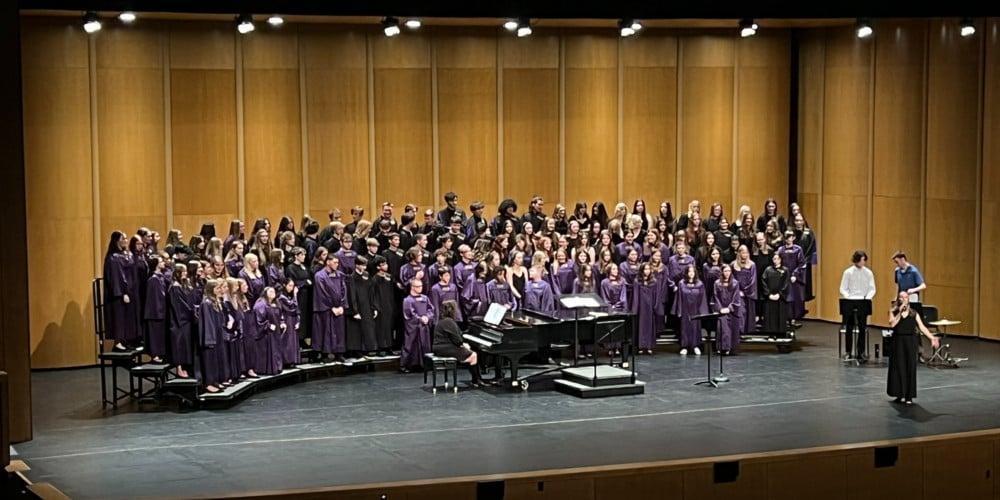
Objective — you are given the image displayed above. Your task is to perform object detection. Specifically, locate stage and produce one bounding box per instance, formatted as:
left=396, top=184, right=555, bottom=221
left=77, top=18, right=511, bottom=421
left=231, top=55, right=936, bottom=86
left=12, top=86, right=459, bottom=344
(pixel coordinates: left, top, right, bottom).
left=14, top=322, right=1000, bottom=500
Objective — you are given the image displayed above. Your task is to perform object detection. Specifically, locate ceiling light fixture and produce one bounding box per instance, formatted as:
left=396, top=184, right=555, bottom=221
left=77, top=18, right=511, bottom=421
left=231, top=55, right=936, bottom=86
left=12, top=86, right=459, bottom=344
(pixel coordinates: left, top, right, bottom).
left=959, top=18, right=976, bottom=37
left=267, top=15, right=284, bottom=27
left=83, top=11, right=101, bottom=33
left=118, top=11, right=136, bottom=23
left=516, top=18, right=532, bottom=37
left=405, top=19, right=422, bottom=29
left=739, top=18, right=757, bottom=38
left=383, top=16, right=401, bottom=37
left=855, top=18, right=873, bottom=39
left=503, top=19, right=518, bottom=31
left=236, top=13, right=255, bottom=34
left=619, top=19, right=637, bottom=37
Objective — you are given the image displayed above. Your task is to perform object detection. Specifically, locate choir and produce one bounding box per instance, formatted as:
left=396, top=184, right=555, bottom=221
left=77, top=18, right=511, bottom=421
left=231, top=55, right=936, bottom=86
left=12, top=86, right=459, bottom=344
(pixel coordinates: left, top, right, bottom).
left=100, top=195, right=817, bottom=390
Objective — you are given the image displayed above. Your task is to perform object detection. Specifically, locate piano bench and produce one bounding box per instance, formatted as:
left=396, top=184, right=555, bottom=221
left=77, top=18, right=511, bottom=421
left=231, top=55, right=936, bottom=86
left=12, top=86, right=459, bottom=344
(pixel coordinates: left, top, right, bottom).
left=423, top=354, right=459, bottom=394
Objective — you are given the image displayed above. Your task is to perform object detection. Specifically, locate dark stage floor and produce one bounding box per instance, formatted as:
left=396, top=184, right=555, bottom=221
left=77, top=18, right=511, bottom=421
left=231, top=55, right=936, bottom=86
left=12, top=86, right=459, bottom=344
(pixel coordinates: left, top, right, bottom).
left=15, top=322, right=1000, bottom=500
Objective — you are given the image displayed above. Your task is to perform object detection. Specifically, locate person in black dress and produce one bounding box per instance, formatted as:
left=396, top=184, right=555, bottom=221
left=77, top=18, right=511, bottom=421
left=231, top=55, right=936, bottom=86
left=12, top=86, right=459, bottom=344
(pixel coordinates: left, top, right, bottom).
left=887, top=291, right=939, bottom=404
left=431, top=300, right=484, bottom=388
left=760, top=252, right=789, bottom=337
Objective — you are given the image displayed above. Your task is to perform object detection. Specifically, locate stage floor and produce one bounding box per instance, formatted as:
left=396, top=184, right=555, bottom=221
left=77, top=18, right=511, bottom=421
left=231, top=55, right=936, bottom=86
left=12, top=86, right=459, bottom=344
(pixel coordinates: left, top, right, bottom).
left=15, top=322, right=1000, bottom=500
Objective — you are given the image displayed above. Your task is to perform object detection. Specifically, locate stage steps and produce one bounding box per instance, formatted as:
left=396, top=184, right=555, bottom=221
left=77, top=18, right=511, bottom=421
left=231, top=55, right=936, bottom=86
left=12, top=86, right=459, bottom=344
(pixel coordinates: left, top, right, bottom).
left=554, top=365, right=645, bottom=398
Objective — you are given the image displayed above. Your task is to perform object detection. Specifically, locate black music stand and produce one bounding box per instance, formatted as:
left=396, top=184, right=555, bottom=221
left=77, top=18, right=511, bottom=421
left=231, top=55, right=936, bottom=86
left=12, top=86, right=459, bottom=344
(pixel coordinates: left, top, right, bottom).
left=693, top=312, right=723, bottom=388
left=839, top=299, right=871, bottom=367
left=558, top=293, right=606, bottom=367
left=594, top=317, right=633, bottom=383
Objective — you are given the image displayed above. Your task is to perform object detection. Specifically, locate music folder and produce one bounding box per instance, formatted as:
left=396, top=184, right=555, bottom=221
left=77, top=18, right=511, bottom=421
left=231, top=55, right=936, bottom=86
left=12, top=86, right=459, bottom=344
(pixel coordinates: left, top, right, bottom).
left=483, top=302, right=507, bottom=327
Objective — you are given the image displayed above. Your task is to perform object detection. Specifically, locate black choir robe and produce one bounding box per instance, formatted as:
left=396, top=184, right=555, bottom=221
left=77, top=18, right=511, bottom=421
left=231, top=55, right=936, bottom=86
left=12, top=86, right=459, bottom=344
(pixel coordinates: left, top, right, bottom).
left=346, top=271, right=378, bottom=353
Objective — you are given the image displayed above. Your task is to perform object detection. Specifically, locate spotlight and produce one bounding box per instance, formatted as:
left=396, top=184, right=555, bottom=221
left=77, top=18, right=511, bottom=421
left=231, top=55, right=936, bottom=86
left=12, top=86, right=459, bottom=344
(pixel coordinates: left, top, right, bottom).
left=739, top=18, right=757, bottom=38
left=959, top=18, right=976, bottom=37
left=383, top=16, right=401, bottom=37
left=855, top=18, right=873, bottom=39
left=236, top=13, right=255, bottom=34
left=503, top=19, right=518, bottom=31
left=404, top=19, right=422, bottom=29
left=267, top=15, right=284, bottom=27
left=118, top=11, right=136, bottom=23
left=516, top=18, right=532, bottom=37
left=631, top=20, right=643, bottom=31
left=619, top=19, right=636, bottom=37
left=83, top=11, right=101, bottom=33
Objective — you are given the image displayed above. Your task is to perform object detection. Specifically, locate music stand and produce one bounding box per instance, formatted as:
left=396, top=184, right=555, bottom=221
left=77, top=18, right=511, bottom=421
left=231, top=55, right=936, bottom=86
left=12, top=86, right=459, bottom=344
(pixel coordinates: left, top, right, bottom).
left=558, top=293, right=606, bottom=367
left=693, top=312, right=723, bottom=388
left=839, top=299, right=871, bottom=367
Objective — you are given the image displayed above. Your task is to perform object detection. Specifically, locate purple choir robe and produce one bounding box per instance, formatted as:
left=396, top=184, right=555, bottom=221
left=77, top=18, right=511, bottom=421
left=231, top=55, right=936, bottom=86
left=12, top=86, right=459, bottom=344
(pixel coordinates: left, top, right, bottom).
left=632, top=279, right=664, bottom=349
left=671, top=280, right=709, bottom=349
left=453, top=260, right=475, bottom=291
left=702, top=263, right=722, bottom=304
left=312, top=268, right=347, bottom=355
left=401, top=294, right=435, bottom=369
left=619, top=261, right=641, bottom=307
left=486, top=280, right=517, bottom=310
left=267, top=265, right=287, bottom=288
left=616, top=241, right=641, bottom=262
left=278, top=294, right=300, bottom=365
left=713, top=280, right=742, bottom=352
left=461, top=276, right=490, bottom=318
left=777, top=244, right=807, bottom=320
left=733, top=263, right=758, bottom=334
left=225, top=258, right=244, bottom=279
left=239, top=269, right=265, bottom=304
left=572, top=278, right=598, bottom=295
left=523, top=280, right=556, bottom=312
left=334, top=249, right=357, bottom=276
left=426, top=263, right=448, bottom=287
left=666, top=254, right=696, bottom=285
left=399, top=262, right=428, bottom=292
left=167, top=283, right=196, bottom=366
left=554, top=264, right=576, bottom=295
left=600, top=278, right=628, bottom=312
left=198, top=299, right=231, bottom=387
left=105, top=253, right=142, bottom=345
left=252, top=300, right=284, bottom=375
left=143, top=272, right=168, bottom=358
left=430, top=282, right=463, bottom=322
left=223, top=300, right=248, bottom=379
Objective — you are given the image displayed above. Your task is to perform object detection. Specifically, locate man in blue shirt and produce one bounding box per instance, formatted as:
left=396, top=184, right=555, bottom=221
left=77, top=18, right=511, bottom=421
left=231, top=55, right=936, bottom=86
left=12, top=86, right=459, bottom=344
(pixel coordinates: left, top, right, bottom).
left=893, top=251, right=926, bottom=304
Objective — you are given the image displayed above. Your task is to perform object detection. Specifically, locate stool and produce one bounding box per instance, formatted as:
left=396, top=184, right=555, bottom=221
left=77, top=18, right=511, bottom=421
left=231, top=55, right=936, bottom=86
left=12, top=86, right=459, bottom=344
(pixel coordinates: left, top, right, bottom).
left=99, top=349, right=142, bottom=409
left=423, top=354, right=458, bottom=394
left=130, top=363, right=171, bottom=407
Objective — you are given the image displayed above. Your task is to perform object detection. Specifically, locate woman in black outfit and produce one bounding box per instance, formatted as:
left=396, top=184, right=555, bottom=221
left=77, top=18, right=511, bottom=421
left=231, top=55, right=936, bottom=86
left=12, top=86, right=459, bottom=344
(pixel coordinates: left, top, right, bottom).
left=432, top=300, right=485, bottom=388
left=760, top=252, right=789, bottom=336
left=887, top=291, right=939, bottom=404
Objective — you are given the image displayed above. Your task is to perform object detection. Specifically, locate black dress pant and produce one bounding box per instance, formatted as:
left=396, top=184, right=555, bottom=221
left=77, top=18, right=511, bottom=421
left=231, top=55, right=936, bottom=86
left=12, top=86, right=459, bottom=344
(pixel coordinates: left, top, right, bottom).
left=844, top=314, right=868, bottom=357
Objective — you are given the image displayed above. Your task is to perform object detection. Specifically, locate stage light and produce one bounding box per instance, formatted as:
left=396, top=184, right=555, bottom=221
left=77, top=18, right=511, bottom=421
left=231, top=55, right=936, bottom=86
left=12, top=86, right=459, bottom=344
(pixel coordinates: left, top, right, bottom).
left=631, top=20, right=643, bottom=31
left=405, top=19, right=422, bottom=29
left=959, top=18, right=976, bottom=37
left=855, top=18, right=873, bottom=39
left=236, top=13, right=255, bottom=34
left=517, top=18, right=532, bottom=37
left=619, top=19, right=636, bottom=37
left=503, top=20, right=518, bottom=31
left=383, top=17, right=401, bottom=37
left=267, top=15, right=284, bottom=27
left=739, top=18, right=757, bottom=38
left=83, top=11, right=101, bottom=33
left=118, top=11, right=136, bottom=23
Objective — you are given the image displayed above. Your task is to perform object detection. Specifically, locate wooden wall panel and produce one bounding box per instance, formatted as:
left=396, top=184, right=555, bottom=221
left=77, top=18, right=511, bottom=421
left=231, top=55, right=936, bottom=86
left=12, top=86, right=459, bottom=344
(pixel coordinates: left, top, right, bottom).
left=502, top=35, right=560, bottom=209
left=924, top=20, right=981, bottom=332
left=845, top=446, right=923, bottom=500
left=565, top=35, right=618, bottom=207
left=594, top=470, right=683, bottom=500
left=96, top=28, right=167, bottom=247
left=767, top=455, right=846, bottom=500
left=683, top=462, right=768, bottom=500
left=622, top=36, right=678, bottom=211
left=736, top=33, right=790, bottom=210
left=301, top=31, right=370, bottom=219
left=505, top=477, right=594, bottom=499
left=871, top=20, right=926, bottom=298
left=169, top=26, right=237, bottom=238
left=436, top=33, right=498, bottom=209
left=372, top=35, right=433, bottom=211
left=242, top=31, right=303, bottom=225
left=680, top=36, right=734, bottom=208
left=796, top=33, right=826, bottom=316
left=22, top=20, right=96, bottom=368
left=982, top=18, right=1000, bottom=341
left=923, top=440, right=994, bottom=498
left=816, top=29, right=872, bottom=321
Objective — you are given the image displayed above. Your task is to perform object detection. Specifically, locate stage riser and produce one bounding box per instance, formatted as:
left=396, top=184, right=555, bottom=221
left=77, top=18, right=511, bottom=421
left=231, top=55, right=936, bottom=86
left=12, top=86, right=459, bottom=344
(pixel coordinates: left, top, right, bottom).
left=554, top=380, right=646, bottom=398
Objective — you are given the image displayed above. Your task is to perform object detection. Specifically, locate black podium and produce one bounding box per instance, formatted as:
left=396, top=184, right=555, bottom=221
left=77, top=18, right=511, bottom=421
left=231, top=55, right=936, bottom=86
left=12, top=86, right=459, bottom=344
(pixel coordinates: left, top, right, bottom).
left=839, top=298, right=871, bottom=366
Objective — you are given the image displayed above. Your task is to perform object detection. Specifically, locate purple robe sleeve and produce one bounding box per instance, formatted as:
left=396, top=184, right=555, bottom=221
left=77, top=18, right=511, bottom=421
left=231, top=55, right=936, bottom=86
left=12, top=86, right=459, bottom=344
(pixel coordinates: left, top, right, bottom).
left=143, top=274, right=167, bottom=320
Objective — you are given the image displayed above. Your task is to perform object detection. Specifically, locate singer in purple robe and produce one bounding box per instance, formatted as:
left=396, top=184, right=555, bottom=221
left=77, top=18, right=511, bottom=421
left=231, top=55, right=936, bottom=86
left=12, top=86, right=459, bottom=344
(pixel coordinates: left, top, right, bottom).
left=632, top=263, right=664, bottom=354
left=253, top=287, right=284, bottom=375
left=399, top=247, right=429, bottom=293
left=487, top=267, right=518, bottom=310
left=461, top=262, right=491, bottom=319
left=777, top=230, right=807, bottom=323
left=104, top=232, right=142, bottom=349
left=733, top=245, right=758, bottom=335
left=313, top=254, right=347, bottom=360
left=671, top=265, right=708, bottom=355
left=167, top=264, right=196, bottom=378
left=666, top=241, right=696, bottom=286
left=600, top=264, right=628, bottom=312
left=224, top=279, right=250, bottom=379
left=238, top=253, right=266, bottom=303
left=523, top=265, right=556, bottom=312
left=714, top=264, right=742, bottom=354
left=401, top=279, right=435, bottom=372
left=143, top=256, right=169, bottom=362
left=430, top=267, right=463, bottom=323
left=334, top=233, right=358, bottom=275
left=278, top=279, right=301, bottom=366
left=199, top=280, right=231, bottom=392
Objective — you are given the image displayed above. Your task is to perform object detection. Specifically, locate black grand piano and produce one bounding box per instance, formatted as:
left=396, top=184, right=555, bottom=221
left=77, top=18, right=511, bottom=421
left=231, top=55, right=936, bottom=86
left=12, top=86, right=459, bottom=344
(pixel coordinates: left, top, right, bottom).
left=464, top=302, right=636, bottom=390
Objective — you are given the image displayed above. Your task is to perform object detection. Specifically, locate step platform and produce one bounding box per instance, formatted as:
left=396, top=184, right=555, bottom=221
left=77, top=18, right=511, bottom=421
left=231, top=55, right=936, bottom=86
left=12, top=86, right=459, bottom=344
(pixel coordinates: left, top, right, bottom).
left=554, top=365, right=645, bottom=398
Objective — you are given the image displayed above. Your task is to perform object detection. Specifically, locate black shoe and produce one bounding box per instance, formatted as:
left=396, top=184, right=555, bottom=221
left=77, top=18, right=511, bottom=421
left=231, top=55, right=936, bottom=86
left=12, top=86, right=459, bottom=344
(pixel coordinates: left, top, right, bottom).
left=399, top=367, right=410, bottom=374
left=892, top=397, right=902, bottom=403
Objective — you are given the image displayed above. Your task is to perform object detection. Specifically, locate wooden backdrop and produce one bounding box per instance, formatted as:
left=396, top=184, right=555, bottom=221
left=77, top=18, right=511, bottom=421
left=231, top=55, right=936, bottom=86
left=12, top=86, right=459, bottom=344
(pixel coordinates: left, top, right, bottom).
left=22, top=15, right=997, bottom=368
left=798, top=19, right=1000, bottom=340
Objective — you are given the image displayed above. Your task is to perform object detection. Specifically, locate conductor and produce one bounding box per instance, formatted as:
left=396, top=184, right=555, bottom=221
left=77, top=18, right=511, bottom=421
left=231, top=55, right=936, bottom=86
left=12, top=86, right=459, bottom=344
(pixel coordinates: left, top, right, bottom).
left=839, top=250, right=876, bottom=361
left=887, top=291, right=939, bottom=404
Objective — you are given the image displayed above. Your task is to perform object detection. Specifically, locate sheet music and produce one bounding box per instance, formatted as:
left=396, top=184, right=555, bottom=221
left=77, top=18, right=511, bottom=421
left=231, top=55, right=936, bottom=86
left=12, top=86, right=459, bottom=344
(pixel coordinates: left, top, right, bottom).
left=560, top=296, right=602, bottom=309
left=484, top=302, right=507, bottom=326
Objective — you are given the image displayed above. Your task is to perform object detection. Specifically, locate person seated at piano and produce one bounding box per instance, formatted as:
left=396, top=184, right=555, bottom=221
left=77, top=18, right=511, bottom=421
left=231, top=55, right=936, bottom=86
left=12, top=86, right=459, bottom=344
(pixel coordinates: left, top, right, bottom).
left=461, top=261, right=490, bottom=319
left=672, top=264, right=708, bottom=356
left=523, top=265, right=556, bottom=313
left=486, top=266, right=517, bottom=310
left=432, top=300, right=485, bottom=388
left=400, top=278, right=435, bottom=373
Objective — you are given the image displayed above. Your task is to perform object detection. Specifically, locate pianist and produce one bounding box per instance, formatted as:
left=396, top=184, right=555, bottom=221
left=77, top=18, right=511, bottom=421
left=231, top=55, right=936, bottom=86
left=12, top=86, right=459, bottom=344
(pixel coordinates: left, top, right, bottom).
left=432, top=300, right=484, bottom=388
